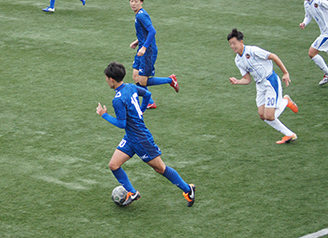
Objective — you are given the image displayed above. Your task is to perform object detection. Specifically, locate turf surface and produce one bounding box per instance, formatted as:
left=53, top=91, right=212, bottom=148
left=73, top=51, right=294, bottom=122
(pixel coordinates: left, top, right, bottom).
left=1, top=0, right=328, bottom=237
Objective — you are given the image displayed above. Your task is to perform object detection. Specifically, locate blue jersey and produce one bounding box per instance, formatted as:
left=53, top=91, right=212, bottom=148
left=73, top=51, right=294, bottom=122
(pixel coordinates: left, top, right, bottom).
left=111, top=83, right=153, bottom=143
left=135, top=8, right=158, bottom=56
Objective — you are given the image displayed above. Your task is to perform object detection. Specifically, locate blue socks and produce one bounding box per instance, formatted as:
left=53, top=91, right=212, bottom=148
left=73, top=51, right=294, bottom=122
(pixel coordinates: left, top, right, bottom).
left=147, top=77, right=172, bottom=86
left=49, top=0, right=55, bottom=8
left=162, top=166, right=190, bottom=193
left=136, top=83, right=154, bottom=104
left=111, top=167, right=136, bottom=193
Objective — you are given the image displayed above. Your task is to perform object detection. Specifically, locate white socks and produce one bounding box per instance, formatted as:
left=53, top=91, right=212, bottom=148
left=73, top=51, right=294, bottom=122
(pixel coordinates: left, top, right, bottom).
left=265, top=118, right=294, bottom=136
left=312, top=54, right=328, bottom=75
left=275, top=98, right=288, bottom=118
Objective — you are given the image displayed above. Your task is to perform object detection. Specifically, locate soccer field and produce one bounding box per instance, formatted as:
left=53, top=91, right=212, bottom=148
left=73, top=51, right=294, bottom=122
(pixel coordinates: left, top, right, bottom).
left=1, top=0, right=328, bottom=237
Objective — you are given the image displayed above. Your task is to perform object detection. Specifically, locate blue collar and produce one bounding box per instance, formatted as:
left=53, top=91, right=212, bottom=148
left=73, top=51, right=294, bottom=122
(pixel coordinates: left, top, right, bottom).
left=115, top=83, right=125, bottom=93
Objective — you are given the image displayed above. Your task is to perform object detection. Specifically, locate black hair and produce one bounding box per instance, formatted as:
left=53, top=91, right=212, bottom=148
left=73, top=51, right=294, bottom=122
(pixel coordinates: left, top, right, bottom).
left=227, top=28, right=244, bottom=41
left=104, top=62, right=126, bottom=83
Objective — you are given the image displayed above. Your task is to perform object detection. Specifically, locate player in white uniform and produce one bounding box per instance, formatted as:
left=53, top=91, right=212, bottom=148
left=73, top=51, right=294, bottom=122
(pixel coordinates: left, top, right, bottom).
left=300, top=0, right=328, bottom=85
left=227, top=29, right=299, bottom=144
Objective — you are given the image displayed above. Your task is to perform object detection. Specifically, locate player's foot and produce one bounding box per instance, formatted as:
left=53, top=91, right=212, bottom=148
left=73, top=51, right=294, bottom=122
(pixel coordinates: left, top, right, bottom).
left=42, top=7, right=55, bottom=12
left=319, top=75, right=328, bottom=86
left=80, top=0, right=86, bottom=5
left=122, top=191, right=140, bottom=206
left=183, top=184, right=196, bottom=207
left=276, top=133, right=297, bottom=144
left=284, top=95, right=298, bottom=113
left=169, top=74, right=179, bottom=93
left=147, top=102, right=157, bottom=109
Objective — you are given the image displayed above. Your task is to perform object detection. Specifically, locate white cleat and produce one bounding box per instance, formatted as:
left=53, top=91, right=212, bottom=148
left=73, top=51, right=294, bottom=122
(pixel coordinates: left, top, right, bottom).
left=319, top=75, right=328, bottom=86
left=42, top=7, right=55, bottom=12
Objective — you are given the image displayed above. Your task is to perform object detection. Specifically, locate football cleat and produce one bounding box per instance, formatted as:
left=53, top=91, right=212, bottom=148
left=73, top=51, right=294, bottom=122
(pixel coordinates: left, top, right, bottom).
left=276, top=133, right=297, bottom=144
left=319, top=75, right=328, bottom=86
left=284, top=95, right=298, bottom=113
left=42, top=7, right=55, bottom=12
left=80, top=0, right=86, bottom=5
left=122, top=191, right=141, bottom=206
left=183, top=184, right=196, bottom=207
left=169, top=74, right=179, bottom=93
left=147, top=102, right=157, bottom=109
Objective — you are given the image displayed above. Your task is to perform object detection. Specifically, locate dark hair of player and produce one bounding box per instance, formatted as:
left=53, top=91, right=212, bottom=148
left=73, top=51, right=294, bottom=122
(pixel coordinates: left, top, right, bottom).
left=104, top=62, right=126, bottom=83
left=227, top=28, right=244, bottom=41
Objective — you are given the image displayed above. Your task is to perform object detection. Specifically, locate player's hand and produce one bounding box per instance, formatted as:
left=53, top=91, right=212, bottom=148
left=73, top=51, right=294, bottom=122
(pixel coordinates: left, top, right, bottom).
left=130, top=40, right=139, bottom=49
left=229, top=77, right=239, bottom=85
left=282, top=73, right=291, bottom=87
left=299, top=23, right=305, bottom=29
left=137, top=46, right=146, bottom=56
left=96, top=103, right=107, bottom=116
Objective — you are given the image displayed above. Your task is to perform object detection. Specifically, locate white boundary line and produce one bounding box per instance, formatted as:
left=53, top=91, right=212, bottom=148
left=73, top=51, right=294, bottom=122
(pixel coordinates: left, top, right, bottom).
left=299, top=228, right=328, bottom=238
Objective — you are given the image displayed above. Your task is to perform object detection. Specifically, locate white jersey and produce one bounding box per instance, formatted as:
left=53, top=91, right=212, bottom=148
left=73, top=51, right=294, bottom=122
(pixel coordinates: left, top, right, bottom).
left=235, top=45, right=272, bottom=83
left=303, top=0, right=328, bottom=35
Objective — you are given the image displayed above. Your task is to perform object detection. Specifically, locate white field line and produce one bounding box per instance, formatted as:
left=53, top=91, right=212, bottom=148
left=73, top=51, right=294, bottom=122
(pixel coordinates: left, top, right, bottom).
left=299, top=228, right=328, bottom=238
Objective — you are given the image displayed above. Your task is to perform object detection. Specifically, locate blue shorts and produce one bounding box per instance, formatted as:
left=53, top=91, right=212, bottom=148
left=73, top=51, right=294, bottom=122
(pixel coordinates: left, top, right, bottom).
left=117, top=136, right=162, bottom=162
left=132, top=53, right=157, bottom=77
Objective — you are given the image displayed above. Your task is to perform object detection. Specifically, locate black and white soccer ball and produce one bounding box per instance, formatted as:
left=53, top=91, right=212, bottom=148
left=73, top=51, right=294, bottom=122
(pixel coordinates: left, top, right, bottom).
left=111, top=185, right=128, bottom=206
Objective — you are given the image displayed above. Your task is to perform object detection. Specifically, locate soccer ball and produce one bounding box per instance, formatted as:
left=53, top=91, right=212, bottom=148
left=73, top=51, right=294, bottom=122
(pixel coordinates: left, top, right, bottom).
left=111, top=185, right=128, bottom=206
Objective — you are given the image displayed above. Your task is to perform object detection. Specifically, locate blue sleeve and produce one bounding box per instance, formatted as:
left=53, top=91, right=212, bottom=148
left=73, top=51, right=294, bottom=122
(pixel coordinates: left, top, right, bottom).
left=101, top=99, right=126, bottom=129
left=102, top=113, right=126, bottom=129
left=137, top=86, right=152, bottom=112
left=143, top=25, right=156, bottom=49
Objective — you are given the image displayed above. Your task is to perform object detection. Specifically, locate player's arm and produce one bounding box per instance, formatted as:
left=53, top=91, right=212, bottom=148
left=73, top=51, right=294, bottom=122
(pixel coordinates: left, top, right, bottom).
left=268, top=53, right=290, bottom=87
left=96, top=103, right=126, bottom=129
left=137, top=25, right=156, bottom=56
left=130, top=39, right=139, bottom=49
left=229, top=72, right=252, bottom=85
left=300, top=8, right=312, bottom=29
left=136, top=86, right=152, bottom=112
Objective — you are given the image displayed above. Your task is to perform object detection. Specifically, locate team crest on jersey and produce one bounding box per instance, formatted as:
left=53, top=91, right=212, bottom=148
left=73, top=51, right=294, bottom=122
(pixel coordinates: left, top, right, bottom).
left=246, top=54, right=251, bottom=59
left=314, top=3, right=318, bottom=8
left=115, top=92, right=122, bottom=98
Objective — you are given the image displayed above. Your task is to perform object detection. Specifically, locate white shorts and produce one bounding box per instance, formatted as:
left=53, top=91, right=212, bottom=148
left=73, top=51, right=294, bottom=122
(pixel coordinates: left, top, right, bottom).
left=311, top=34, right=328, bottom=52
left=256, top=71, right=283, bottom=108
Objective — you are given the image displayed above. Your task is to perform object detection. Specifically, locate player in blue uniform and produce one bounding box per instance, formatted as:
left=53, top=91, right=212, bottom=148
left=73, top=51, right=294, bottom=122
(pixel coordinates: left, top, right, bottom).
left=43, top=0, right=85, bottom=12
left=129, top=0, right=179, bottom=109
left=96, top=62, right=195, bottom=207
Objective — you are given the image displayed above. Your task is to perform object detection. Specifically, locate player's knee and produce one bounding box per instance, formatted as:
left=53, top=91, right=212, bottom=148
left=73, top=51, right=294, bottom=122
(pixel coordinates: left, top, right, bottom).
left=309, top=48, right=318, bottom=58
left=109, top=161, right=119, bottom=171
left=152, top=165, right=165, bottom=174
left=259, top=114, right=265, bottom=121
left=264, top=115, right=275, bottom=121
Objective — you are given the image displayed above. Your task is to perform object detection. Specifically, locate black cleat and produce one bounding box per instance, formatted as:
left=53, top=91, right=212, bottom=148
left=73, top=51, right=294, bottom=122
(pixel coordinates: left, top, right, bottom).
left=122, top=191, right=141, bottom=206
left=183, top=184, right=196, bottom=207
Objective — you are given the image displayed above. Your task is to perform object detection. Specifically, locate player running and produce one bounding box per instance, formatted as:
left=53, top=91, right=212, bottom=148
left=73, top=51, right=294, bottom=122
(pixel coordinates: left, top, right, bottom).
left=228, top=29, right=299, bottom=144
left=43, top=0, right=85, bottom=12
left=129, top=0, right=179, bottom=109
left=300, top=0, right=328, bottom=85
left=96, top=62, right=195, bottom=207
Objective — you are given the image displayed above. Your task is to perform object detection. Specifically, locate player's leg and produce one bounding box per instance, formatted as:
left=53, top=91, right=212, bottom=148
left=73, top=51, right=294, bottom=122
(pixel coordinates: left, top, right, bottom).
left=80, top=0, right=86, bottom=5
left=309, top=35, right=328, bottom=85
left=43, top=0, right=55, bottom=12
left=258, top=75, right=297, bottom=144
left=110, top=139, right=140, bottom=206
left=133, top=57, right=156, bottom=108
left=147, top=156, right=195, bottom=207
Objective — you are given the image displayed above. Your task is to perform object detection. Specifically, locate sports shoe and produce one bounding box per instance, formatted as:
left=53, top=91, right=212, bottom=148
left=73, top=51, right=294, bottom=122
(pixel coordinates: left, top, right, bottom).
left=122, top=191, right=141, bottom=206
left=80, top=0, right=86, bottom=5
left=276, top=133, right=297, bottom=144
left=147, top=102, right=157, bottom=109
left=42, top=7, right=55, bottom=12
left=183, top=184, right=196, bottom=207
left=319, top=75, right=328, bottom=85
left=284, top=95, right=298, bottom=113
left=169, top=74, right=179, bottom=93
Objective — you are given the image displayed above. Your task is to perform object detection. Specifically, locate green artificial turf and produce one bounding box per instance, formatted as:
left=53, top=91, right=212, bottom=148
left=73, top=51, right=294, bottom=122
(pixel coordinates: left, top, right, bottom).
left=1, top=0, right=327, bottom=237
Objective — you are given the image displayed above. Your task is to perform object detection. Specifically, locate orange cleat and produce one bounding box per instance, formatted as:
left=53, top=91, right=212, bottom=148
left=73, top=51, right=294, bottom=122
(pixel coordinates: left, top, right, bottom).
left=122, top=191, right=141, bottom=206
left=169, top=74, right=179, bottom=93
left=276, top=133, right=298, bottom=144
left=147, top=102, right=157, bottom=109
left=183, top=184, right=196, bottom=207
left=284, top=95, right=298, bottom=113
